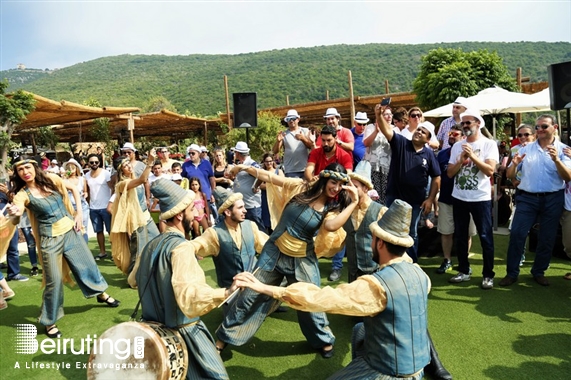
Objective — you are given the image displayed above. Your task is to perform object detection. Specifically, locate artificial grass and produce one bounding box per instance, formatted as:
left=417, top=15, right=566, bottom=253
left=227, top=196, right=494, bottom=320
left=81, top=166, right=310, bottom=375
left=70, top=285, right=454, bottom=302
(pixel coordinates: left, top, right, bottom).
left=1, top=235, right=570, bottom=379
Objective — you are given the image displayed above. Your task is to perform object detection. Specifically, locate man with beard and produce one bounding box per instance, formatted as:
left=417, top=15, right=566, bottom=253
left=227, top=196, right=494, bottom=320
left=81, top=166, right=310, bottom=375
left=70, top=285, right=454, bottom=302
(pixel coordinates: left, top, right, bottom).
left=233, top=200, right=433, bottom=380
left=136, top=179, right=239, bottom=379
left=447, top=110, right=498, bottom=289
left=189, top=191, right=269, bottom=314
left=374, top=104, right=441, bottom=263
left=305, top=125, right=353, bottom=182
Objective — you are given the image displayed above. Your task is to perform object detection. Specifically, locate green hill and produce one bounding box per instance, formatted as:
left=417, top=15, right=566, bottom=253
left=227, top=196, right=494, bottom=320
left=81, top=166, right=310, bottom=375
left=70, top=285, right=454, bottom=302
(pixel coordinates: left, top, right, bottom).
left=3, top=42, right=570, bottom=116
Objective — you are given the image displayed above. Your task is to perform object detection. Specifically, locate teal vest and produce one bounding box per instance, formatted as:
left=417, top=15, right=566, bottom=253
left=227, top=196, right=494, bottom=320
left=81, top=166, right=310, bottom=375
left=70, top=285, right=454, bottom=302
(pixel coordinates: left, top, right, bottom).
left=344, top=201, right=381, bottom=281
left=24, top=188, right=73, bottom=236
left=136, top=232, right=199, bottom=328
left=364, top=261, right=430, bottom=376
left=212, top=221, right=256, bottom=288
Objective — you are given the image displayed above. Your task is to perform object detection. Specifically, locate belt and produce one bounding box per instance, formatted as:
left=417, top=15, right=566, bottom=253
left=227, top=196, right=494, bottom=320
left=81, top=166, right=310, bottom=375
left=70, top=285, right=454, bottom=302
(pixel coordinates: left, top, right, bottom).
left=519, top=189, right=562, bottom=197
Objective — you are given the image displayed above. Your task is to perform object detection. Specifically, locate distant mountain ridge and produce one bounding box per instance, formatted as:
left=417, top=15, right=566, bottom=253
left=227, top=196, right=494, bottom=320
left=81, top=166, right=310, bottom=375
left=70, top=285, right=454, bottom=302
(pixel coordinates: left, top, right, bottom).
left=3, top=41, right=570, bottom=116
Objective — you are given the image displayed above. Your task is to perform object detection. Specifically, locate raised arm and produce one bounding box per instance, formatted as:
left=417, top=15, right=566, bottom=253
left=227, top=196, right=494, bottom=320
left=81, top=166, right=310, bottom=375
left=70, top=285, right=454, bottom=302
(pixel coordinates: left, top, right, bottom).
left=230, top=164, right=288, bottom=187
left=374, top=104, right=394, bottom=142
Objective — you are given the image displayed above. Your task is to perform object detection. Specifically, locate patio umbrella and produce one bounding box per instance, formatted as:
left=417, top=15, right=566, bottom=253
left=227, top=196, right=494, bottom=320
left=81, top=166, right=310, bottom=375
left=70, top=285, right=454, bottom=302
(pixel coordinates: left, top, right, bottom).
left=424, top=86, right=550, bottom=137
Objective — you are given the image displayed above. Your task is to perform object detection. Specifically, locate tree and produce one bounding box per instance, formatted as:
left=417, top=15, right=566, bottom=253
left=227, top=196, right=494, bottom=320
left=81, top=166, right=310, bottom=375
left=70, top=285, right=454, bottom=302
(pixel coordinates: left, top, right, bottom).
left=413, top=48, right=518, bottom=110
left=142, top=96, right=178, bottom=113
left=0, top=80, right=35, bottom=178
left=36, top=126, right=59, bottom=150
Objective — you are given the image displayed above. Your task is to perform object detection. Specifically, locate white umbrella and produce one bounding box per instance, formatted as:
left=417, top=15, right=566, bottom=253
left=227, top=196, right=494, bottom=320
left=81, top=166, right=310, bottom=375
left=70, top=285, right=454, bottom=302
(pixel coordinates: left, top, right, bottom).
left=424, top=86, right=551, bottom=137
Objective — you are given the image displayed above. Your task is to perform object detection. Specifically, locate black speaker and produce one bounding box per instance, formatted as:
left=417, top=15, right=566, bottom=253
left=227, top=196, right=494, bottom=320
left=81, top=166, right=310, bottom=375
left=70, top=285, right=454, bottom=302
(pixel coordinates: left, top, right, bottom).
left=233, top=92, right=257, bottom=127
left=548, top=61, right=571, bottom=110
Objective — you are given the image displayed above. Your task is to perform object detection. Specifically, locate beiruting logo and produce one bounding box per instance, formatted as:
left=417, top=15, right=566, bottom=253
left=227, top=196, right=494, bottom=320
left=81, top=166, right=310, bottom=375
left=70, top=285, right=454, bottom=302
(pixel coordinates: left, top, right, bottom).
left=13, top=324, right=144, bottom=370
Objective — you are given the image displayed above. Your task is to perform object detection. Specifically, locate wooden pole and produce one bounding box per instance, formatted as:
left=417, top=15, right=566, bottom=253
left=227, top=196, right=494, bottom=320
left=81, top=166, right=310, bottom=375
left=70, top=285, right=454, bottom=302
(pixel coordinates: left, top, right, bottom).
left=204, top=121, right=208, bottom=147
left=385, top=80, right=390, bottom=94
left=224, top=75, right=232, bottom=129
left=286, top=95, right=290, bottom=106
left=127, top=113, right=135, bottom=143
left=326, top=90, right=329, bottom=100
left=348, top=70, right=355, bottom=128
left=515, top=68, right=522, bottom=131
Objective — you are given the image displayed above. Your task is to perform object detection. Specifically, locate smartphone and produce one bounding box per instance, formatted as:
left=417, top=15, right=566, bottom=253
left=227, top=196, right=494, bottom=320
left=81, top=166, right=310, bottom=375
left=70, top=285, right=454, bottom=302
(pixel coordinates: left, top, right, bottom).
left=381, top=97, right=392, bottom=106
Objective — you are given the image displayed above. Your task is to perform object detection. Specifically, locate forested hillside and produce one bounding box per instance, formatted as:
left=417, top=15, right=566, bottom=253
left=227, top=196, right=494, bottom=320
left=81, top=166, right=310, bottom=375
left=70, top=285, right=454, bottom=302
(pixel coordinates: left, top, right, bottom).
left=3, top=42, right=570, bottom=116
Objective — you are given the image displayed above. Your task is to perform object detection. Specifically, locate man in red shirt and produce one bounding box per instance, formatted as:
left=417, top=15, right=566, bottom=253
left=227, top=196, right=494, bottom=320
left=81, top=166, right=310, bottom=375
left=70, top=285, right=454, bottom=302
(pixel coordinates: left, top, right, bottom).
left=305, top=125, right=353, bottom=182
left=315, top=108, right=355, bottom=154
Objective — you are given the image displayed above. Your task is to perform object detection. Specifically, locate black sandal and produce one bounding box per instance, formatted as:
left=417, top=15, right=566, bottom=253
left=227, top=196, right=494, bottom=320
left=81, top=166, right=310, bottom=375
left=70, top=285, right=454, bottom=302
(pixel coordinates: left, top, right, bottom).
left=95, top=253, right=108, bottom=260
left=46, top=324, right=62, bottom=338
left=97, top=294, right=120, bottom=307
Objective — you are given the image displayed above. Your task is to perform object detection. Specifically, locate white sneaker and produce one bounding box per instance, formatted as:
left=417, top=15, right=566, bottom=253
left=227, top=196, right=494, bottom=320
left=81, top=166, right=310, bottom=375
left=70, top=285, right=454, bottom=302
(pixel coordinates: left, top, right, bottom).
left=481, top=277, right=494, bottom=289
left=449, top=271, right=471, bottom=283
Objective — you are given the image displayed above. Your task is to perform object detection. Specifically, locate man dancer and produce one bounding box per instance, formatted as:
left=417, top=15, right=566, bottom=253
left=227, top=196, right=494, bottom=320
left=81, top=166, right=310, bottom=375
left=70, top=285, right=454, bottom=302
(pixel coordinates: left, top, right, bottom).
left=234, top=200, right=432, bottom=380
left=136, top=179, right=238, bottom=379
left=190, top=191, right=268, bottom=313
left=500, top=115, right=571, bottom=286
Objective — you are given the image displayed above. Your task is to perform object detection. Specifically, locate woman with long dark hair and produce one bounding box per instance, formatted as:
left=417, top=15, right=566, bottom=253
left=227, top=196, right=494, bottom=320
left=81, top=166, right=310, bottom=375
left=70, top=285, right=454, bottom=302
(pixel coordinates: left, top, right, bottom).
left=5, top=157, right=119, bottom=338
left=216, top=162, right=358, bottom=358
left=110, top=152, right=160, bottom=288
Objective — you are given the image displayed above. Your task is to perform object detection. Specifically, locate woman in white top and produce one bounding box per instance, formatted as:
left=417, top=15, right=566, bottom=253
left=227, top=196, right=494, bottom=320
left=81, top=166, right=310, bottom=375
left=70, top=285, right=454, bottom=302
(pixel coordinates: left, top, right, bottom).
left=62, top=159, right=90, bottom=242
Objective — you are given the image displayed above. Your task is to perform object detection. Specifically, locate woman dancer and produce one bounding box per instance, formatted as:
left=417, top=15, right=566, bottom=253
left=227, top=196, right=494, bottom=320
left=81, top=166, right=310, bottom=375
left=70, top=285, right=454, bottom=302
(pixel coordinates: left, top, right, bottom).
left=6, top=157, right=120, bottom=338
left=216, top=163, right=358, bottom=358
left=110, top=152, right=160, bottom=285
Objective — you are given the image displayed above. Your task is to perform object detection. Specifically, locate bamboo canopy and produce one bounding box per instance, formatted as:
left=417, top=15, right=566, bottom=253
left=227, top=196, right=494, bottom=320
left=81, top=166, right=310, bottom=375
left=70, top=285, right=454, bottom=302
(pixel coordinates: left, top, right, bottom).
left=10, top=92, right=140, bottom=130
left=43, top=109, right=223, bottom=143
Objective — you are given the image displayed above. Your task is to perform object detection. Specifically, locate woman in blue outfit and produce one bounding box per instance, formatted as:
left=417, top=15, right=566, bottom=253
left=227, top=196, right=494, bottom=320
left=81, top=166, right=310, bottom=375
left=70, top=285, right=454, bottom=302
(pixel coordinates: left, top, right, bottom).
left=110, top=153, right=160, bottom=287
left=6, top=157, right=120, bottom=338
left=216, top=162, right=358, bottom=358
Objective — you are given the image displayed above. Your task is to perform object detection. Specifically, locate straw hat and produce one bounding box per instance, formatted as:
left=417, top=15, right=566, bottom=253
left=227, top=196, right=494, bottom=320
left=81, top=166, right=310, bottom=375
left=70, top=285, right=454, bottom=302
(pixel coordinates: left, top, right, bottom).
left=150, top=178, right=195, bottom=220
left=218, top=191, right=243, bottom=214
left=349, top=160, right=373, bottom=190
left=369, top=199, right=414, bottom=248
left=62, top=158, right=82, bottom=174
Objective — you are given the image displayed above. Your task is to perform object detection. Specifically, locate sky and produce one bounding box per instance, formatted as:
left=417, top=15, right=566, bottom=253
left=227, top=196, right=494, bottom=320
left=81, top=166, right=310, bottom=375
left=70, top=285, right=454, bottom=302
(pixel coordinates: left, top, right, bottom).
left=1, top=0, right=570, bottom=71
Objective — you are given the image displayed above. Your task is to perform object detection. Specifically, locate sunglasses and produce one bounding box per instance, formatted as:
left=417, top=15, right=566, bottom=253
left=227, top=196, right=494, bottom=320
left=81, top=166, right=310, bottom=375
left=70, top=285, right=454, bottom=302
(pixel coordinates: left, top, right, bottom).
left=460, top=121, right=477, bottom=127
left=535, top=124, right=550, bottom=130
left=518, top=133, right=531, bottom=138
left=89, top=161, right=99, bottom=164
left=160, top=150, right=168, bottom=153
left=286, top=117, right=298, bottom=122
left=448, top=132, right=462, bottom=137
left=410, top=113, right=422, bottom=118
left=189, top=152, right=197, bottom=156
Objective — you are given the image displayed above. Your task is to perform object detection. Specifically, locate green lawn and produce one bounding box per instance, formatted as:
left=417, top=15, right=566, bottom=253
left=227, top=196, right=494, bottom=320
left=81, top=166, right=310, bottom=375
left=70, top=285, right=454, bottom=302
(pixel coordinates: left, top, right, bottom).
left=1, top=234, right=570, bottom=379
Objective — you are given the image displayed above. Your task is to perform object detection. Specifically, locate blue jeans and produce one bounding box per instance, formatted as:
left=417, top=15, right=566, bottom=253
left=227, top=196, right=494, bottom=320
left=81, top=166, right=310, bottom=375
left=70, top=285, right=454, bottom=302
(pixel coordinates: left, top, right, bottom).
left=245, top=207, right=265, bottom=231
left=386, top=196, right=422, bottom=263
left=20, top=227, right=38, bottom=266
left=506, top=190, right=564, bottom=278
left=453, top=199, right=495, bottom=278
left=331, top=247, right=346, bottom=270
left=0, top=199, right=22, bottom=278
left=89, top=208, right=112, bottom=234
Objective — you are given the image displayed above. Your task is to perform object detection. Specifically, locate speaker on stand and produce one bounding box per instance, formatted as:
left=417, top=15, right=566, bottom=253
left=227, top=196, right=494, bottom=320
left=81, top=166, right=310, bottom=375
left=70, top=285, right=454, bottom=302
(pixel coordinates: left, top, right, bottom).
left=233, top=93, right=257, bottom=147
left=547, top=61, right=571, bottom=144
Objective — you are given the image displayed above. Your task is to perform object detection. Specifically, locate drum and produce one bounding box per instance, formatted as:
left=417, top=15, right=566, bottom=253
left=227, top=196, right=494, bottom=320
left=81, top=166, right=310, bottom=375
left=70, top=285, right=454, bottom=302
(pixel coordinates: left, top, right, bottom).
left=87, top=321, right=188, bottom=380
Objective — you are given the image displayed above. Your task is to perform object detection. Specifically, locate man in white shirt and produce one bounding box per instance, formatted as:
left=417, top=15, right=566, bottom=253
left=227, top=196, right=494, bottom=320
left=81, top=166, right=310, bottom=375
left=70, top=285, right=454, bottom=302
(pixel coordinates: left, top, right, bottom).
left=447, top=110, right=499, bottom=289
left=85, top=153, right=113, bottom=260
